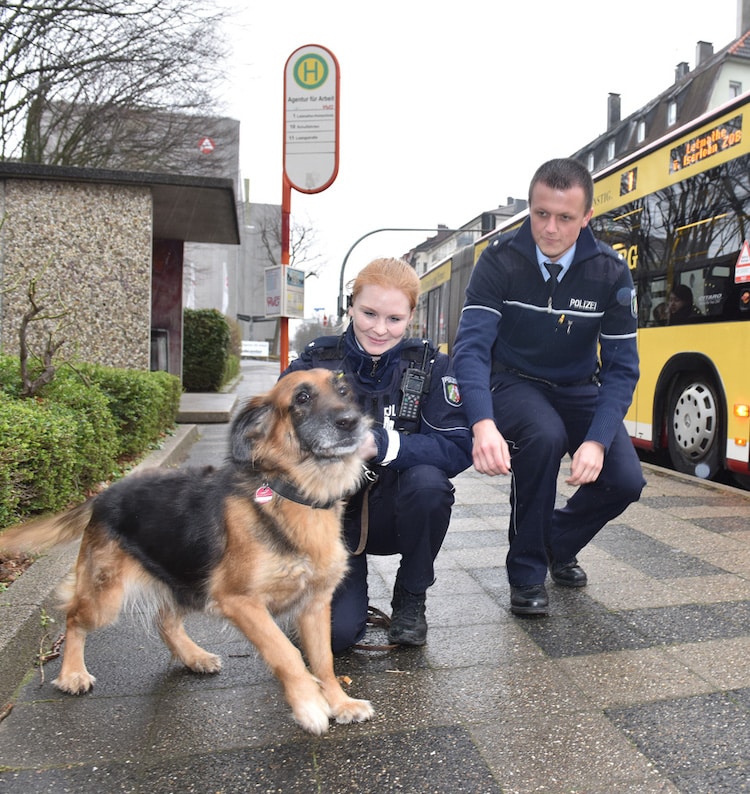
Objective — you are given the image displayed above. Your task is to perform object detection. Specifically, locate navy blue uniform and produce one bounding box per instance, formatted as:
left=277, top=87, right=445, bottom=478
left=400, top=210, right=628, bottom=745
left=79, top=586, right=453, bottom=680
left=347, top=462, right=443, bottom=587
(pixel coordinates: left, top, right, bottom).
left=453, top=219, right=646, bottom=587
left=284, top=326, right=472, bottom=650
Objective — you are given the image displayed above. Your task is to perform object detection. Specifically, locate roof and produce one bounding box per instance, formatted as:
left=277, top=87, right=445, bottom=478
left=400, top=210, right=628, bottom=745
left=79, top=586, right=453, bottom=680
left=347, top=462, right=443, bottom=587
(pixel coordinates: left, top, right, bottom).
left=572, top=29, right=750, bottom=170
left=0, top=161, right=240, bottom=245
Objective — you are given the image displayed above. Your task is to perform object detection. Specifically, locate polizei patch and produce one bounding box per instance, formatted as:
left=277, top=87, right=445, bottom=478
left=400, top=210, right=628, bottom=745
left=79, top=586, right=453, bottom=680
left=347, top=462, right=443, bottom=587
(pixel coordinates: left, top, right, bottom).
left=442, top=376, right=462, bottom=405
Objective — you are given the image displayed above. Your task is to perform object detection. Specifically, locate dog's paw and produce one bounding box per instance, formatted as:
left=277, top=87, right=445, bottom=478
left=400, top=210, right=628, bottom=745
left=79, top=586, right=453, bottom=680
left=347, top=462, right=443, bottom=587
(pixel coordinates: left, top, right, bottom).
left=292, top=698, right=333, bottom=735
left=332, top=698, right=374, bottom=725
left=185, top=652, right=222, bottom=674
left=53, top=671, right=96, bottom=694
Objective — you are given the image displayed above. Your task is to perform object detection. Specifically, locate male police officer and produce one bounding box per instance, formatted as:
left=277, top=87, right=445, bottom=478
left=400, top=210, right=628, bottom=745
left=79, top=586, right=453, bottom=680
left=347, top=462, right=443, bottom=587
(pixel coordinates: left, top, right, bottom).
left=452, top=158, right=645, bottom=615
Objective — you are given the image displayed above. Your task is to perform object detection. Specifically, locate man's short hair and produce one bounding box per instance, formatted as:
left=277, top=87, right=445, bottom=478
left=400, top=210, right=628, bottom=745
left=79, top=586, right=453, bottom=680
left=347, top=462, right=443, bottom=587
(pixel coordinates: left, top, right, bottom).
left=529, top=158, right=594, bottom=213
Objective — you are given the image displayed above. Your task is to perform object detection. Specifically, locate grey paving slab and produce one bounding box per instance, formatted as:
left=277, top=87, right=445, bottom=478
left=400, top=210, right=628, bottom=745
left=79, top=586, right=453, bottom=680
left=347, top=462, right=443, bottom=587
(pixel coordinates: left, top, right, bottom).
left=3, top=361, right=750, bottom=792
left=176, top=392, right=237, bottom=423
left=607, top=689, right=750, bottom=787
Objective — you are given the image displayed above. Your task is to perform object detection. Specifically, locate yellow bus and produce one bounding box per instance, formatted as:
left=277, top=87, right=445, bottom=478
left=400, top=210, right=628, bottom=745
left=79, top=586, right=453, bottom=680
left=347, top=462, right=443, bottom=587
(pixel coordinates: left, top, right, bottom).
left=418, top=90, right=750, bottom=486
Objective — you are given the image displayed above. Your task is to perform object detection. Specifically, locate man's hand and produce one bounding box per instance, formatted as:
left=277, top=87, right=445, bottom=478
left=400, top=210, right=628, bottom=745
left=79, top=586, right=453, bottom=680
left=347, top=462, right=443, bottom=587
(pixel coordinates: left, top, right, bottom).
left=567, top=440, right=605, bottom=485
left=471, top=419, right=512, bottom=476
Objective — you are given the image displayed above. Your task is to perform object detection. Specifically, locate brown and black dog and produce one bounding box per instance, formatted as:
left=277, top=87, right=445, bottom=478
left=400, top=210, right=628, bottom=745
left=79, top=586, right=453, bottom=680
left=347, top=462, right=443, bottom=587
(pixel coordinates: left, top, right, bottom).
left=0, top=369, right=373, bottom=734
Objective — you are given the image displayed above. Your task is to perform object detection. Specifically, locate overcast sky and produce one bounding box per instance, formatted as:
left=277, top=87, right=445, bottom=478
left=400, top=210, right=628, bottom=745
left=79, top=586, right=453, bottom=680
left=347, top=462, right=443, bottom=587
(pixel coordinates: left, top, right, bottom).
left=222, top=0, right=741, bottom=318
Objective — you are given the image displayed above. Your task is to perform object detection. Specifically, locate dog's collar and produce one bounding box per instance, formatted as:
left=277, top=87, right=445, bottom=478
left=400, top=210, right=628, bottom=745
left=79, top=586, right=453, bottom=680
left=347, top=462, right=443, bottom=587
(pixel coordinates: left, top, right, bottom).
left=255, top=478, right=343, bottom=510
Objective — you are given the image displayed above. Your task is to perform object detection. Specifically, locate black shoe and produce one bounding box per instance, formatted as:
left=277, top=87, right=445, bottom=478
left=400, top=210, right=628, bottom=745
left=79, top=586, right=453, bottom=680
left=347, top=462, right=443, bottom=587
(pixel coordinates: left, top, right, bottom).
left=550, top=559, right=588, bottom=588
left=510, top=584, right=549, bottom=616
left=388, top=581, right=427, bottom=646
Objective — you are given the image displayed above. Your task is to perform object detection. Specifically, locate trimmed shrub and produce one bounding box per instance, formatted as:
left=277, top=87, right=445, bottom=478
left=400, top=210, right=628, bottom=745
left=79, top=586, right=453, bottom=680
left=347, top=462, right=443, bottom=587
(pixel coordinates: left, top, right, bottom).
left=223, top=352, right=240, bottom=385
left=44, top=371, right=119, bottom=487
left=0, top=355, right=181, bottom=525
left=76, top=364, right=182, bottom=458
left=149, top=369, right=183, bottom=429
left=0, top=393, right=79, bottom=526
left=227, top=316, right=242, bottom=358
left=183, top=308, right=230, bottom=392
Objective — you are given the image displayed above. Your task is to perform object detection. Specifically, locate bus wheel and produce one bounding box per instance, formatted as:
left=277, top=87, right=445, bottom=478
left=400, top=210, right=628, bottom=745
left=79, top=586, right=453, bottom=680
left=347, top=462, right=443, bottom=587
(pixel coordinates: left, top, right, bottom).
left=667, top=376, right=721, bottom=480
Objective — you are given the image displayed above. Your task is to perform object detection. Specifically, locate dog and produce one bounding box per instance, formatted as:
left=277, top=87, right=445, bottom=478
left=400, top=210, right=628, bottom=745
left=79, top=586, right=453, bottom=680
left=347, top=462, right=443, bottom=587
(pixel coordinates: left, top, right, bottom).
left=0, top=368, right=374, bottom=735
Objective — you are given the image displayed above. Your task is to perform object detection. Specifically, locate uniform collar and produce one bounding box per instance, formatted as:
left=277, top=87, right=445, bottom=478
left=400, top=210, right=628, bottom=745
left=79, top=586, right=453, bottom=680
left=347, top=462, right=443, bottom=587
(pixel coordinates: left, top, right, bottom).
left=536, top=244, right=576, bottom=280
left=343, top=325, right=404, bottom=381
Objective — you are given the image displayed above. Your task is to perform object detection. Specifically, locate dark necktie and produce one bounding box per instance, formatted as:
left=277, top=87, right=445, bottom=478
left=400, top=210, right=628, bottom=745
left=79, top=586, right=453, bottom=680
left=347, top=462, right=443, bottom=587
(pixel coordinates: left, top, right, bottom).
left=544, top=262, right=563, bottom=300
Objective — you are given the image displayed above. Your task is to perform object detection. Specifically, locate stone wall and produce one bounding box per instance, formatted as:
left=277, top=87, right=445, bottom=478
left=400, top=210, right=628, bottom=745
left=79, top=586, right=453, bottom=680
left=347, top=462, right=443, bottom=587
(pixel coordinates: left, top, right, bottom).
left=0, top=179, right=153, bottom=370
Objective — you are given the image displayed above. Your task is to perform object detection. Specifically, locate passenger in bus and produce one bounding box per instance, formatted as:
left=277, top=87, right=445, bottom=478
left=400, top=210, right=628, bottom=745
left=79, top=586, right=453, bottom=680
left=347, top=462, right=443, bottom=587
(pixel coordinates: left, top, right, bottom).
left=282, top=258, right=472, bottom=649
left=668, top=284, right=701, bottom=323
left=452, top=158, right=646, bottom=617
left=651, top=302, right=668, bottom=325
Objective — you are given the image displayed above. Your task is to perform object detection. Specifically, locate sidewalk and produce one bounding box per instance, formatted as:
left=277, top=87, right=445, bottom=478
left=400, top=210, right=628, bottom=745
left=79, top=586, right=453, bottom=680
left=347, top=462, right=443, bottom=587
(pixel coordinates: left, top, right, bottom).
left=1, top=359, right=750, bottom=792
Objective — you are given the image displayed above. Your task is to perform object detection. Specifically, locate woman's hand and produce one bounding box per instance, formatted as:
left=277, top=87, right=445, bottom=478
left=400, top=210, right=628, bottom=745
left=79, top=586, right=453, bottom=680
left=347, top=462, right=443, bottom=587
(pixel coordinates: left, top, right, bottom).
left=358, top=430, right=378, bottom=461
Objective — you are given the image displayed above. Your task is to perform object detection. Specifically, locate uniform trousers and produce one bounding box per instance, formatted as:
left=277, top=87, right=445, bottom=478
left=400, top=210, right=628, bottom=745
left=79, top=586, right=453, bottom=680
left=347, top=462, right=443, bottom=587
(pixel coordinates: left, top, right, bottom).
left=330, top=464, right=454, bottom=652
left=490, top=372, right=646, bottom=587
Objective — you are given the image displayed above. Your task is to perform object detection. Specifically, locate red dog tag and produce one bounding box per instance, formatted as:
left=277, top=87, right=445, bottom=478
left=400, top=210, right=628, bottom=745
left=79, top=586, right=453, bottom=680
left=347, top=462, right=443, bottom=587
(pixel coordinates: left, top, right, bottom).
left=254, top=485, right=274, bottom=504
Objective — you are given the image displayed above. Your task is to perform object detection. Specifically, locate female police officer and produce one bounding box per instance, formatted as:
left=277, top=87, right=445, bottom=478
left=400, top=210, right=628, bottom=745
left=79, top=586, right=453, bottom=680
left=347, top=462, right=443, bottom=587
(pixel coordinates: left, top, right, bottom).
left=283, top=257, right=471, bottom=650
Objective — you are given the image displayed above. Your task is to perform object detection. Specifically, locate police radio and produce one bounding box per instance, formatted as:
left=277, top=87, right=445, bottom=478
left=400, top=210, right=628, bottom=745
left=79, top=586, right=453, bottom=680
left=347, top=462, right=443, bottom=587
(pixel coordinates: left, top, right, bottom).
left=397, top=342, right=432, bottom=422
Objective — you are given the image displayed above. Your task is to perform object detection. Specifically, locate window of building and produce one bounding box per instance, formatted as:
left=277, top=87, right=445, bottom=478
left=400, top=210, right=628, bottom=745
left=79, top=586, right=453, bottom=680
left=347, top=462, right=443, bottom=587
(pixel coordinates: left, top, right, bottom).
left=587, top=152, right=595, bottom=171
left=636, top=119, right=646, bottom=143
left=667, top=100, right=677, bottom=126
left=730, top=80, right=743, bottom=98
left=607, top=139, right=616, bottom=161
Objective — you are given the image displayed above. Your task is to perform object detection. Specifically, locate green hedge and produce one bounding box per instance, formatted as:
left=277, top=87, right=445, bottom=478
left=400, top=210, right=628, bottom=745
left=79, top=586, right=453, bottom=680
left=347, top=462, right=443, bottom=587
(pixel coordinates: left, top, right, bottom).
left=0, top=356, right=181, bottom=527
left=183, top=308, right=230, bottom=392
left=42, top=372, right=119, bottom=486
left=76, top=364, right=182, bottom=458
left=0, top=394, right=79, bottom=526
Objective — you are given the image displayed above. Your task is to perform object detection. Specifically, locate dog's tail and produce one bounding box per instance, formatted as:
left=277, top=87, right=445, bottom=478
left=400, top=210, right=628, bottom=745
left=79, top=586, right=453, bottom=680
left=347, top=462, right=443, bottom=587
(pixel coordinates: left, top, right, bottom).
left=0, top=501, right=93, bottom=554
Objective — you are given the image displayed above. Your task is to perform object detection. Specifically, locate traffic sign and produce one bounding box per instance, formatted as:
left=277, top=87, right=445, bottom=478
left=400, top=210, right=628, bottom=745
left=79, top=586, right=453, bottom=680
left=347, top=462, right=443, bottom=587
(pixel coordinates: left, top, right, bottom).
left=735, top=240, right=750, bottom=283
left=283, top=45, right=340, bottom=193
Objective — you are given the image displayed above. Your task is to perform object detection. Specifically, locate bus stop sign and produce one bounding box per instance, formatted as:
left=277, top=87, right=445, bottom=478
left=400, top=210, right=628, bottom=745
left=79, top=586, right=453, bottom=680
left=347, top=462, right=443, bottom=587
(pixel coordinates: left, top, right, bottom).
left=283, top=45, right=340, bottom=194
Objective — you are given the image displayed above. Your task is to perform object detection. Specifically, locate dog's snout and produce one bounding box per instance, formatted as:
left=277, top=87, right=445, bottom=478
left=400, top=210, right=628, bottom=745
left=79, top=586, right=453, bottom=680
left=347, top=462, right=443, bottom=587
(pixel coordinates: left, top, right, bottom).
left=335, top=411, right=359, bottom=432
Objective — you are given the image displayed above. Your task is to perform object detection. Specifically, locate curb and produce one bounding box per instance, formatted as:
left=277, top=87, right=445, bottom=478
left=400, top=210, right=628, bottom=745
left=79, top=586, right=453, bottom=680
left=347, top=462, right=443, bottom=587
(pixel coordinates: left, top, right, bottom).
left=0, top=423, right=200, bottom=706
left=129, top=424, right=200, bottom=473
left=176, top=394, right=237, bottom=424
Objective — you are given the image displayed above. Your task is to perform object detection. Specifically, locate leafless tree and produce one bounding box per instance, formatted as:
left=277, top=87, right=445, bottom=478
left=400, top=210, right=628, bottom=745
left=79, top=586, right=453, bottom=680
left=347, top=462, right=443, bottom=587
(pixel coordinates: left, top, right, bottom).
left=0, top=1, right=230, bottom=167
left=253, top=204, right=325, bottom=278
left=17, top=276, right=68, bottom=397
left=0, top=265, right=71, bottom=397
left=293, top=317, right=336, bottom=352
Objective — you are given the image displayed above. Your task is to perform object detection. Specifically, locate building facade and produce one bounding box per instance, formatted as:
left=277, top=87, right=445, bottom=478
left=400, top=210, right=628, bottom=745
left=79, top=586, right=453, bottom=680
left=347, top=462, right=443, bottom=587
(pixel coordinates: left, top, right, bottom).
left=0, top=163, right=238, bottom=378
left=573, top=16, right=750, bottom=174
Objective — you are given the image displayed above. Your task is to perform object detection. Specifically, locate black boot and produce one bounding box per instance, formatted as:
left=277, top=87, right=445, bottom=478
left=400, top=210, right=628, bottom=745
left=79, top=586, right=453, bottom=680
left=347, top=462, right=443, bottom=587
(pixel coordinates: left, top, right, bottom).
left=388, top=580, right=427, bottom=646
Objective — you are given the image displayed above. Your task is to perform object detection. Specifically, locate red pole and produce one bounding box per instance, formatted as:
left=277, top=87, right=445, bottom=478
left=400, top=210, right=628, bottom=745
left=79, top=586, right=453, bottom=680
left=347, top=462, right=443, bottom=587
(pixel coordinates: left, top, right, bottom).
left=279, top=176, right=291, bottom=373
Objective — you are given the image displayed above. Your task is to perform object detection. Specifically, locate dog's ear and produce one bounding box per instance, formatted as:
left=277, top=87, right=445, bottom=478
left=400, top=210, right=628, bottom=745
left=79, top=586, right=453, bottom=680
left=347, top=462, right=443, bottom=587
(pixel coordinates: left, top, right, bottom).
left=229, top=397, right=274, bottom=463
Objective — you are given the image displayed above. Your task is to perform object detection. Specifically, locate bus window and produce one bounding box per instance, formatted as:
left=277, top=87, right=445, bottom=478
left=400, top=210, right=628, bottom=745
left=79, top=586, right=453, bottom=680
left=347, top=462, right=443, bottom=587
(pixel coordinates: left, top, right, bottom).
left=425, top=284, right=447, bottom=349
left=698, top=264, right=731, bottom=319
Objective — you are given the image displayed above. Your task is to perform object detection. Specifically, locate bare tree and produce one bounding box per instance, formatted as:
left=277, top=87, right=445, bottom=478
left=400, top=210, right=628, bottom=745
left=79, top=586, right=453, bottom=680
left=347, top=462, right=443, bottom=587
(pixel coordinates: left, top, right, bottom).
left=253, top=204, right=325, bottom=278
left=18, top=275, right=68, bottom=397
left=0, top=1, right=230, bottom=167
left=1, top=259, right=70, bottom=397
left=292, top=317, right=334, bottom=353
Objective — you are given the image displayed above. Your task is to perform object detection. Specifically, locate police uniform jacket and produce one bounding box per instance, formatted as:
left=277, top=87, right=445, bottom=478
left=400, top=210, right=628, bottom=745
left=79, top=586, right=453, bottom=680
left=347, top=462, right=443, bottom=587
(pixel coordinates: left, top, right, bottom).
left=285, top=326, right=472, bottom=478
left=453, top=218, right=639, bottom=452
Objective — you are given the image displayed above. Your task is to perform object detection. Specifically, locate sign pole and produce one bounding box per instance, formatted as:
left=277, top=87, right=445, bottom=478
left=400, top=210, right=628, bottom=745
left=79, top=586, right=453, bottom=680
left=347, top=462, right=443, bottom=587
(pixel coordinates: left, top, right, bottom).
left=279, top=44, right=340, bottom=373
left=280, top=176, right=292, bottom=372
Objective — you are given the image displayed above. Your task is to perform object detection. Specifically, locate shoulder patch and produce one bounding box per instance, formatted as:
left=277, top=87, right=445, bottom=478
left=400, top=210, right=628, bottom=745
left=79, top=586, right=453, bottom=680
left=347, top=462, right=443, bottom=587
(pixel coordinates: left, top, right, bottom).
left=442, top=376, right=462, bottom=406
left=306, top=335, right=340, bottom=349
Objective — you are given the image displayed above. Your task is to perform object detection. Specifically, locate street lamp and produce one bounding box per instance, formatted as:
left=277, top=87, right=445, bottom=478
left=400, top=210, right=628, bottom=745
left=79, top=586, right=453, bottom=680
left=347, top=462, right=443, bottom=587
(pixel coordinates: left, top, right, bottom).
left=337, top=227, right=481, bottom=320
